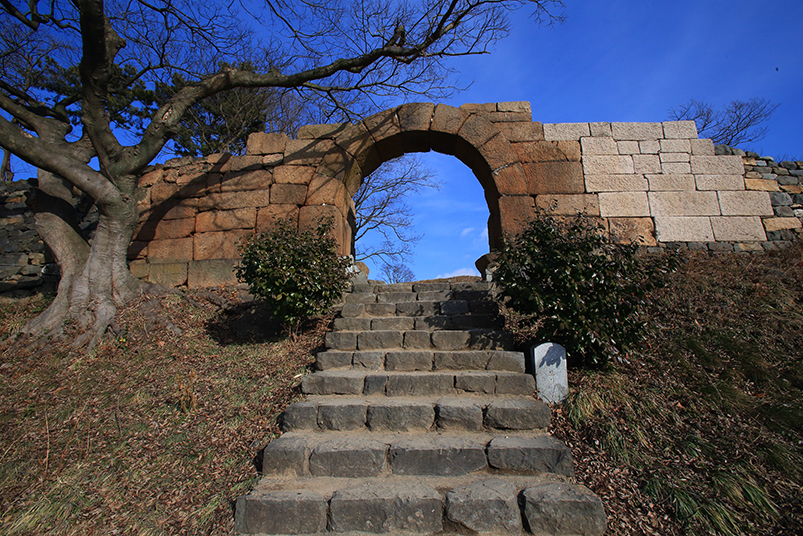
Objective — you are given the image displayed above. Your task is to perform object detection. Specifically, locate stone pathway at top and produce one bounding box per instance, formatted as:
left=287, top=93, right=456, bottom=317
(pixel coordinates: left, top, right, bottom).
left=235, top=280, right=606, bottom=535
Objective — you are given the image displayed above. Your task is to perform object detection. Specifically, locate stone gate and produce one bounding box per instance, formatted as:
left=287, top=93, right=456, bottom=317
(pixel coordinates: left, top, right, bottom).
left=128, top=101, right=797, bottom=288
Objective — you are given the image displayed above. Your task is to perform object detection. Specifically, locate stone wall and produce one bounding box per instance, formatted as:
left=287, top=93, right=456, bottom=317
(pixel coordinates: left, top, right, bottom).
left=2, top=100, right=801, bottom=292
left=0, top=180, right=55, bottom=292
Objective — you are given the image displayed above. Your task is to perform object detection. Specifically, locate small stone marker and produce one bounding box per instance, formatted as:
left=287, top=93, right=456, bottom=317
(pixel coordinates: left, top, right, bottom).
left=531, top=343, right=568, bottom=404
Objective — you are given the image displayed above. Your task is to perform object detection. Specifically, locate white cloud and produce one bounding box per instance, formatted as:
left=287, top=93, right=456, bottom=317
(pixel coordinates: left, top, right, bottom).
left=435, top=267, right=480, bottom=279
left=460, top=227, right=475, bottom=237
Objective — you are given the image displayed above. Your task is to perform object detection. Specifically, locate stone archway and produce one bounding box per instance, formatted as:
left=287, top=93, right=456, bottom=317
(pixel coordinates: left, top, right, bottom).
left=308, top=103, right=532, bottom=254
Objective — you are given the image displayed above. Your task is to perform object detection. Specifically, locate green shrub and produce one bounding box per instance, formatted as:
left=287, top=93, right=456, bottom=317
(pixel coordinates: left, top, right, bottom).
left=236, top=219, right=351, bottom=335
left=495, top=213, right=674, bottom=366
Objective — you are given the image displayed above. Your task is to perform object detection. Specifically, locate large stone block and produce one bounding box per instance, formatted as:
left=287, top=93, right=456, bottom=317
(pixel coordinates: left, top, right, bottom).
left=763, top=217, right=802, bottom=232
left=195, top=207, right=255, bottom=232
left=234, top=491, right=327, bottom=535
left=187, top=259, right=238, bottom=287
left=608, top=217, right=656, bottom=246
left=435, top=398, right=483, bottom=430
left=148, top=262, right=188, bottom=286
left=433, top=351, right=489, bottom=371
left=385, top=373, right=454, bottom=396
left=690, top=155, right=744, bottom=175
left=495, top=372, right=536, bottom=395
left=648, top=191, right=720, bottom=216
left=487, top=351, right=526, bottom=373
left=385, top=350, right=432, bottom=371
left=308, top=437, right=387, bottom=477
left=710, top=216, right=767, bottom=241
left=268, top=183, right=306, bottom=205
left=611, top=122, right=663, bottom=140
left=220, top=169, right=271, bottom=192
left=632, top=154, right=662, bottom=174
left=352, top=351, right=385, bottom=370
left=524, top=161, right=585, bottom=194
left=543, top=123, right=590, bottom=141
left=616, top=141, right=640, bottom=155
left=446, top=479, right=522, bottom=534
left=148, top=237, right=193, bottom=263
left=458, top=114, right=499, bottom=149
left=359, top=330, right=404, bottom=351
left=662, top=120, right=698, bottom=139
left=660, top=138, right=691, bottom=153
left=455, top=372, right=496, bottom=394
left=431, top=104, right=467, bottom=135
left=535, top=194, right=600, bottom=216
left=584, top=174, right=647, bottom=193
left=198, top=190, right=270, bottom=211
left=246, top=132, right=288, bottom=155
left=317, top=400, right=367, bottom=431
left=302, top=371, right=364, bottom=395
left=272, top=165, right=315, bottom=185
left=661, top=161, right=692, bottom=174
left=598, top=192, right=649, bottom=217
left=367, top=400, right=435, bottom=431
left=660, top=152, right=690, bottom=163
left=690, top=138, right=715, bottom=155
left=647, top=174, right=695, bottom=191
left=372, top=317, right=415, bottom=331
left=432, top=330, right=471, bottom=350
left=654, top=216, right=714, bottom=242
left=515, top=141, right=577, bottom=162
left=695, top=174, right=745, bottom=191
left=328, top=483, right=443, bottom=534
left=136, top=217, right=196, bottom=241
left=297, top=122, right=350, bottom=139
left=582, top=155, right=634, bottom=175
left=283, top=138, right=334, bottom=166
left=389, top=436, right=487, bottom=476
left=193, top=230, right=249, bottom=260
left=487, top=436, right=574, bottom=476
left=255, top=204, right=299, bottom=230
left=498, top=121, right=545, bottom=142
left=261, top=434, right=309, bottom=476
left=523, top=484, right=606, bottom=536
left=485, top=398, right=550, bottom=429
left=717, top=191, right=773, bottom=216
left=281, top=401, right=318, bottom=431
left=580, top=137, right=618, bottom=155
left=492, top=163, right=529, bottom=196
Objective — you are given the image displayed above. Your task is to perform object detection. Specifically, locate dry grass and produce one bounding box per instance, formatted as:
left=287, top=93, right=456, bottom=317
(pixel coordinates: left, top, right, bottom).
left=551, top=243, right=803, bottom=536
left=0, top=289, right=330, bottom=535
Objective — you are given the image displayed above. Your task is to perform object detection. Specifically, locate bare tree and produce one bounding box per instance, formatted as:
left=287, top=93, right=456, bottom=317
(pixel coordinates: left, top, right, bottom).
left=354, top=155, right=438, bottom=265
left=668, top=98, right=779, bottom=147
left=381, top=262, right=416, bottom=284
left=0, top=0, right=564, bottom=347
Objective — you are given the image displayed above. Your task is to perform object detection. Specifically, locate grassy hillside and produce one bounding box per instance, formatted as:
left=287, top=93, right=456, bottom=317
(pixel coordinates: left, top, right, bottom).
left=1, top=245, right=801, bottom=535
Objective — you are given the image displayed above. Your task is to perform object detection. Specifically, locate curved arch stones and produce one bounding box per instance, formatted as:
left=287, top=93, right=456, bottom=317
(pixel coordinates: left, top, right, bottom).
left=133, top=101, right=774, bottom=287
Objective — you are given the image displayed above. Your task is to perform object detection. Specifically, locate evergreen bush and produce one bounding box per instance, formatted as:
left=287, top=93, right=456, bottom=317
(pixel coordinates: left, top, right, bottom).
left=495, top=213, right=674, bottom=366
left=236, top=219, right=351, bottom=335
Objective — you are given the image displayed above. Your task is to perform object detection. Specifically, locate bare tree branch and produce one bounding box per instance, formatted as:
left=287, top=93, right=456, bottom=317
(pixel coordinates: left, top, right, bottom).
left=668, top=98, right=779, bottom=148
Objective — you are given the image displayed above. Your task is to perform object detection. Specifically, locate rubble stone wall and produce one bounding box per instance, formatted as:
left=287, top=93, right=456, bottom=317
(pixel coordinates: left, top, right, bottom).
left=2, top=101, right=801, bottom=291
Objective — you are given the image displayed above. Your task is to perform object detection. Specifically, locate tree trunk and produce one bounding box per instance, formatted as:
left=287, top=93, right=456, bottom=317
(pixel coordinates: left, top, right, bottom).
left=24, top=170, right=151, bottom=348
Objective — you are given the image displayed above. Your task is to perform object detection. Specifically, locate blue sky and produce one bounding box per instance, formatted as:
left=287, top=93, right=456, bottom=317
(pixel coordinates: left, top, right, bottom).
left=360, top=0, right=803, bottom=281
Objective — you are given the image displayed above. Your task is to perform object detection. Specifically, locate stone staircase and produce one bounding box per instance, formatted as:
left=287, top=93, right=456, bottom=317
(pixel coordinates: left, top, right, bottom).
left=235, top=281, right=606, bottom=535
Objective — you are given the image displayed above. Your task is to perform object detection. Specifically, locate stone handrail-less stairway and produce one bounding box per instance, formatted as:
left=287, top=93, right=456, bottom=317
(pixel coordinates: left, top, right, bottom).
left=235, top=281, right=607, bottom=535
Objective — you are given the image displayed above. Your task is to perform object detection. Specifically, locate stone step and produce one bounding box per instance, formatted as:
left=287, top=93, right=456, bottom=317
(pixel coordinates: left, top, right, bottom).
left=301, top=370, right=535, bottom=398
left=315, top=349, right=525, bottom=373
left=324, top=329, right=513, bottom=352
left=235, top=474, right=606, bottom=536
left=333, top=312, right=503, bottom=332
left=261, top=431, right=574, bottom=479
left=340, top=300, right=499, bottom=318
left=281, top=395, right=551, bottom=432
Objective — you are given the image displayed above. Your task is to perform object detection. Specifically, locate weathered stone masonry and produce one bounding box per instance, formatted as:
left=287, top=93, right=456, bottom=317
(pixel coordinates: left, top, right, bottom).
left=2, top=101, right=801, bottom=291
